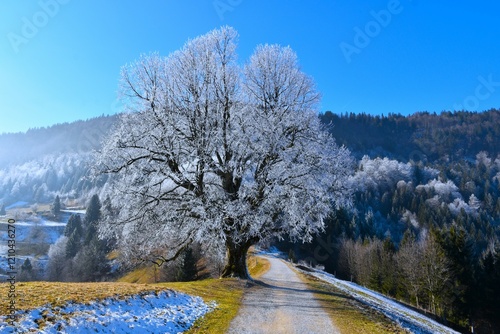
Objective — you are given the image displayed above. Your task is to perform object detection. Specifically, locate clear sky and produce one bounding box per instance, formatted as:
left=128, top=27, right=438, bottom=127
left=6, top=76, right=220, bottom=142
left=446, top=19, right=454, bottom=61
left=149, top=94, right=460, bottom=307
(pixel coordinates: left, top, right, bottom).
left=1, top=1, right=500, bottom=134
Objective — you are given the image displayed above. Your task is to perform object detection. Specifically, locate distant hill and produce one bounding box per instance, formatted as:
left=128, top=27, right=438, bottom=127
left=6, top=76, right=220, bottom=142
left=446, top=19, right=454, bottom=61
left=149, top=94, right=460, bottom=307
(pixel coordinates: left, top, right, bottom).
left=321, top=109, right=500, bottom=162
left=0, top=115, right=117, bottom=206
left=0, top=114, right=118, bottom=168
left=2, top=109, right=499, bottom=168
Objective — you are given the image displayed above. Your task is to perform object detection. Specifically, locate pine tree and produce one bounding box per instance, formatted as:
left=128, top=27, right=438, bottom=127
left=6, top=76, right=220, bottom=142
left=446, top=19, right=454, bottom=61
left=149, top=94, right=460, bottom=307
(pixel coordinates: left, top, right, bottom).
left=66, top=230, right=81, bottom=259
left=438, top=225, right=476, bottom=326
left=477, top=246, right=500, bottom=329
left=84, top=194, right=101, bottom=245
left=22, top=258, right=33, bottom=271
left=75, top=194, right=111, bottom=281
left=400, top=229, right=416, bottom=247
left=64, top=214, right=83, bottom=238
left=73, top=237, right=110, bottom=282
left=380, top=237, right=397, bottom=296
left=51, top=195, right=61, bottom=217
left=495, top=198, right=500, bottom=218
left=19, top=258, right=34, bottom=281
left=288, top=249, right=297, bottom=263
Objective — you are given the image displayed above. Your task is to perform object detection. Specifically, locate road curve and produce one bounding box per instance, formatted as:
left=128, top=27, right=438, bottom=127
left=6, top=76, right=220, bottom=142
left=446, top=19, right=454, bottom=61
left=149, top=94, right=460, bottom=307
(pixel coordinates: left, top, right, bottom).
left=227, top=255, right=339, bottom=334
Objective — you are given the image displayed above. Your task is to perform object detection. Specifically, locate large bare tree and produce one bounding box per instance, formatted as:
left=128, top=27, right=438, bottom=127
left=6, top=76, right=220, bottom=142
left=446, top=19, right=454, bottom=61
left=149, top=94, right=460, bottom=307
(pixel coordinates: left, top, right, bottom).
left=95, top=27, right=353, bottom=278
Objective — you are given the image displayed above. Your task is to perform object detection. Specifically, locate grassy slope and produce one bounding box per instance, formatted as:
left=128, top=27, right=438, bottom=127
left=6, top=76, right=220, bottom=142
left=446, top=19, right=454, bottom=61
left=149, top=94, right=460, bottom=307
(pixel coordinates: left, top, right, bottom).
left=0, top=253, right=269, bottom=334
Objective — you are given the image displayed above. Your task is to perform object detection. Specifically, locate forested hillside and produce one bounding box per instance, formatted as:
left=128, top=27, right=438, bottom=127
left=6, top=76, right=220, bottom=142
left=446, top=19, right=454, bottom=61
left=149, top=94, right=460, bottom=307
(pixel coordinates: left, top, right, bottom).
left=290, top=109, right=500, bottom=332
left=0, top=115, right=116, bottom=206
left=321, top=109, right=500, bottom=162
left=0, top=114, right=117, bottom=167
left=2, top=110, right=498, bottom=209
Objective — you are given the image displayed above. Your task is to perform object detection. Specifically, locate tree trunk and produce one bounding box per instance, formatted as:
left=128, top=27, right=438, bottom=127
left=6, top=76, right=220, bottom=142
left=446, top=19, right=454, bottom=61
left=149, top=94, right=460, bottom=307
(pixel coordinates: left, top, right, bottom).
left=221, top=239, right=253, bottom=279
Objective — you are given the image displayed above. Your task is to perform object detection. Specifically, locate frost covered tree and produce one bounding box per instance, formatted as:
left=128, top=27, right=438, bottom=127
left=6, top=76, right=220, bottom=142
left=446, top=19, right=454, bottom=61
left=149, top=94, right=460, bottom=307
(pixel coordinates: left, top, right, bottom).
left=46, top=236, right=68, bottom=281
left=396, top=232, right=424, bottom=308
left=95, top=27, right=353, bottom=278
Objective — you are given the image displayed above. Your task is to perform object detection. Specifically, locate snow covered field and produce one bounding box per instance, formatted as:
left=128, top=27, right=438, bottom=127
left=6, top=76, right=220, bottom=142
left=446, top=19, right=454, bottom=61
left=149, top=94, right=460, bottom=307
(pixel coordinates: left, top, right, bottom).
left=0, top=217, right=65, bottom=276
left=0, top=217, right=66, bottom=244
left=0, top=210, right=79, bottom=276
left=0, top=290, right=214, bottom=333
left=305, top=269, right=459, bottom=334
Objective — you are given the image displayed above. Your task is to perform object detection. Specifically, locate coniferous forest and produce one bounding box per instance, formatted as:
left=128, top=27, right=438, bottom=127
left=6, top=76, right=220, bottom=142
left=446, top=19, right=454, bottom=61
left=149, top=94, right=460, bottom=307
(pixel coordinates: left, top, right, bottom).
left=284, top=109, right=500, bottom=332
left=1, top=109, right=500, bottom=331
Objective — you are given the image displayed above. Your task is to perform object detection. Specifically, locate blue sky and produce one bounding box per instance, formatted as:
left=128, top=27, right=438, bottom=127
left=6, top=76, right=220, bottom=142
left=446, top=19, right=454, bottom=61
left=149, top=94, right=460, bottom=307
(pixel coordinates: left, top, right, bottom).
left=1, top=1, right=500, bottom=134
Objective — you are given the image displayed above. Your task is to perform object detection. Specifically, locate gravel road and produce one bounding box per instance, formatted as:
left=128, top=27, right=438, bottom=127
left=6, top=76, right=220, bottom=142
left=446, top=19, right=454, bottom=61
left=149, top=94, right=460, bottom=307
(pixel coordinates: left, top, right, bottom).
left=227, top=255, right=339, bottom=334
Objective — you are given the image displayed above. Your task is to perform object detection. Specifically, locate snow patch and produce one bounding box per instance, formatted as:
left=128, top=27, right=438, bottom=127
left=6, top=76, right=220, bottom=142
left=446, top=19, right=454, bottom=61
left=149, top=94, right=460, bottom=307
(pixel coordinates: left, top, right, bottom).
left=61, top=209, right=87, bottom=215
left=0, top=290, right=215, bottom=333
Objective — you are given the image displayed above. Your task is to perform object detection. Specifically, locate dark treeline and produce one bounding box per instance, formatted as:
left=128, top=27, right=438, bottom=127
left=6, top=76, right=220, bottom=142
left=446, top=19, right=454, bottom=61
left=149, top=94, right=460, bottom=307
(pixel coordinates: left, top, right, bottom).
left=282, top=109, right=500, bottom=333
left=321, top=109, right=500, bottom=163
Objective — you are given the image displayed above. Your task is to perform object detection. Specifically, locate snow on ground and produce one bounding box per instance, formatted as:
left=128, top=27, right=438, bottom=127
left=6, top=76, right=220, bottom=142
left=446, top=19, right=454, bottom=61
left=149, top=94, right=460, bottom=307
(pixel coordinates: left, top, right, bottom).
left=0, top=212, right=78, bottom=278
left=0, top=290, right=215, bottom=333
left=0, top=218, right=65, bottom=244
left=303, top=268, right=459, bottom=334
left=61, top=209, right=87, bottom=215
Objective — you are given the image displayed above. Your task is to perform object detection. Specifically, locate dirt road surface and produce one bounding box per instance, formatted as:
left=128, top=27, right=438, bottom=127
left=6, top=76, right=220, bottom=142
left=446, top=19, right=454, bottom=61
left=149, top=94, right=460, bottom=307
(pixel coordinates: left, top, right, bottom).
left=227, top=255, right=339, bottom=334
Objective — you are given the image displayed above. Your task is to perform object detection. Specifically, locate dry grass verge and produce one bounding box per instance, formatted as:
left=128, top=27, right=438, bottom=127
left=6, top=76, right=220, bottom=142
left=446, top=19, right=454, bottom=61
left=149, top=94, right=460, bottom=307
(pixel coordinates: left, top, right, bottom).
left=294, top=270, right=407, bottom=334
left=247, top=252, right=271, bottom=279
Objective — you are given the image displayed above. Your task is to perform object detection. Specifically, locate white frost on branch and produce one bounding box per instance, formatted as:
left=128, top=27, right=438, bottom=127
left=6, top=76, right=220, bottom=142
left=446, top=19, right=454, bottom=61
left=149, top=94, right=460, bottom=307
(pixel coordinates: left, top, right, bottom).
left=349, top=156, right=415, bottom=192
left=94, top=27, right=354, bottom=266
left=416, top=179, right=462, bottom=202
